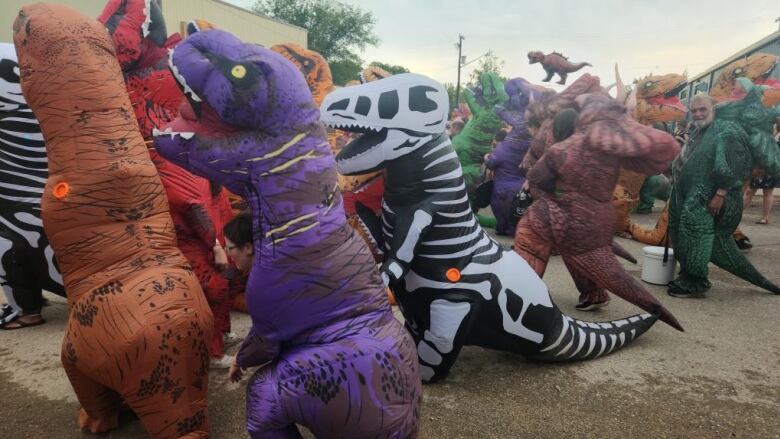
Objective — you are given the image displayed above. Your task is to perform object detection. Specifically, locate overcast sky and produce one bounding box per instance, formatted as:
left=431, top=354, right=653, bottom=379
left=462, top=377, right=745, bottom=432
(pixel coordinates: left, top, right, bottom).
left=227, top=0, right=778, bottom=90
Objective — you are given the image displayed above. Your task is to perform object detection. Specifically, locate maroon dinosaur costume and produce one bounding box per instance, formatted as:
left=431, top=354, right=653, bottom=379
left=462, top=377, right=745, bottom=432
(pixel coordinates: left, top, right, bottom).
left=99, top=0, right=234, bottom=356
left=528, top=51, right=592, bottom=85
left=514, top=90, right=683, bottom=331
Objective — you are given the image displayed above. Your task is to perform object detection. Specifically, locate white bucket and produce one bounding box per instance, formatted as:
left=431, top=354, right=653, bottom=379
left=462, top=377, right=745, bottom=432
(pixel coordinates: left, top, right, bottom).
left=641, top=246, right=676, bottom=285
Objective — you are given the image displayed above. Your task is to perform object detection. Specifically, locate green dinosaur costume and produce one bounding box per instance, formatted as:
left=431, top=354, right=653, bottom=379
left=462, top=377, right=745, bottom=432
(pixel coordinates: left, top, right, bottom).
left=454, top=72, right=508, bottom=209
left=669, top=79, right=780, bottom=296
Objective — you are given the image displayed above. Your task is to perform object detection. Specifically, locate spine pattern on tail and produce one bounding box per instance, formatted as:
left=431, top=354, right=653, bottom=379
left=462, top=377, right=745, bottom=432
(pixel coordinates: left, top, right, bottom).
left=534, top=312, right=658, bottom=362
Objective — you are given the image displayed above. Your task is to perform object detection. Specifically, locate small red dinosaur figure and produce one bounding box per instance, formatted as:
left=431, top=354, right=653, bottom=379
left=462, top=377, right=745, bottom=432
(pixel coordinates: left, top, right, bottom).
left=528, top=51, right=591, bottom=85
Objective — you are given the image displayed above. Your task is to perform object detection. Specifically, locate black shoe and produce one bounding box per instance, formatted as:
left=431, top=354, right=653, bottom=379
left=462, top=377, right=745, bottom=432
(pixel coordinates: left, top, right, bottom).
left=667, top=284, right=706, bottom=298
left=735, top=238, right=753, bottom=250
left=575, top=298, right=610, bottom=311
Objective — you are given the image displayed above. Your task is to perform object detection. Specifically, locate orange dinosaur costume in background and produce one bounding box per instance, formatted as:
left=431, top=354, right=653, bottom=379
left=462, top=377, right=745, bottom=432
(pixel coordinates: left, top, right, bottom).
left=14, top=4, right=212, bottom=438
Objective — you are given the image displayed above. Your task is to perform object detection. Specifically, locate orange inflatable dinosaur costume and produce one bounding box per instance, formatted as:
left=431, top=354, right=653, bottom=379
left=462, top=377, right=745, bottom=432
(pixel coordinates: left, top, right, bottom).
left=14, top=4, right=212, bottom=438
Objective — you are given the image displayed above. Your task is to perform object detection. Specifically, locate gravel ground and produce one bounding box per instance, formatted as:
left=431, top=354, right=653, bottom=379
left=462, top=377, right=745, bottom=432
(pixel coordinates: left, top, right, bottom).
left=1, top=203, right=778, bottom=438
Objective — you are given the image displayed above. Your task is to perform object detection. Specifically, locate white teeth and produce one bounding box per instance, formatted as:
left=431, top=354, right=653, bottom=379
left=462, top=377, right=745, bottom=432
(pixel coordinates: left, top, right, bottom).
left=141, top=0, right=152, bottom=38
left=168, top=49, right=203, bottom=103
left=178, top=132, right=195, bottom=139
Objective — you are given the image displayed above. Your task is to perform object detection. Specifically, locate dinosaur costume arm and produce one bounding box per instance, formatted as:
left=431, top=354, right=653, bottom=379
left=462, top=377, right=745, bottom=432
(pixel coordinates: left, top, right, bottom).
left=711, top=126, right=747, bottom=190
left=381, top=208, right=433, bottom=285
left=462, top=88, right=479, bottom=115
left=236, top=327, right=281, bottom=368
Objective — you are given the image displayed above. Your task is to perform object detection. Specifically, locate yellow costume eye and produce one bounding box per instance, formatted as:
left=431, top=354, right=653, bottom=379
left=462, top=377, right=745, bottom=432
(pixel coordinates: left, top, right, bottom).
left=231, top=65, right=246, bottom=79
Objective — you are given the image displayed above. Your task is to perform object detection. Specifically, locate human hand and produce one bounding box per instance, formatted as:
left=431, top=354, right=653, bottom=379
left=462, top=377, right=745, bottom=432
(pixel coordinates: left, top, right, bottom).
left=708, top=192, right=725, bottom=216
left=521, top=180, right=530, bottom=192
left=228, top=355, right=244, bottom=383
left=213, top=243, right=228, bottom=269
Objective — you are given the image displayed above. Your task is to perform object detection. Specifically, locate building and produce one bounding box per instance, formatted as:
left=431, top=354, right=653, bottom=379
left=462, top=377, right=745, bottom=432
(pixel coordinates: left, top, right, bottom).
left=1, top=0, right=307, bottom=48
left=679, top=30, right=780, bottom=104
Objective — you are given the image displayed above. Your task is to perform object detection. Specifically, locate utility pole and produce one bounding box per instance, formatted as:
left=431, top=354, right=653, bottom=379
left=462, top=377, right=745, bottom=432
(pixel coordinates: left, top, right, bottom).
left=776, top=16, right=780, bottom=31
left=455, top=34, right=464, bottom=110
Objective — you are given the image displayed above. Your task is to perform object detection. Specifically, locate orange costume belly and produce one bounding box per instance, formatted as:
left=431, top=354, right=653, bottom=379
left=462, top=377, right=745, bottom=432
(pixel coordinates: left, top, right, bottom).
left=14, top=4, right=213, bottom=438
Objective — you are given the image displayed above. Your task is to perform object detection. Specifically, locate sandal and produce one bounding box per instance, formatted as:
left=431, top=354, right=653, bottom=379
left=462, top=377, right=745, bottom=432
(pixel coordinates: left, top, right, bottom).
left=756, top=219, right=769, bottom=225
left=1, top=314, right=45, bottom=330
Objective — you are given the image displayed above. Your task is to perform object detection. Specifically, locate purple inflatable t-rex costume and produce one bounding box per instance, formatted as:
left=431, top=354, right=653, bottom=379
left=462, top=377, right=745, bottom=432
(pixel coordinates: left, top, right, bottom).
left=153, top=30, right=421, bottom=439
left=484, top=78, right=544, bottom=235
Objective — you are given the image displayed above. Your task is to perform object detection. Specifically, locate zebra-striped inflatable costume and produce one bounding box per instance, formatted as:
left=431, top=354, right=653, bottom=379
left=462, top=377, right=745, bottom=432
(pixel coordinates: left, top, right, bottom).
left=321, top=73, right=660, bottom=382
left=0, top=43, right=63, bottom=325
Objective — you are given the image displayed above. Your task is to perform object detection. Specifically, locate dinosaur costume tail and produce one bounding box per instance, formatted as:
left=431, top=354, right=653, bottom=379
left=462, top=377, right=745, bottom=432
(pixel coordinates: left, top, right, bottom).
left=629, top=206, right=669, bottom=246
left=532, top=311, right=658, bottom=362
left=571, top=62, right=592, bottom=72
left=611, top=241, right=637, bottom=264
left=712, top=235, right=780, bottom=294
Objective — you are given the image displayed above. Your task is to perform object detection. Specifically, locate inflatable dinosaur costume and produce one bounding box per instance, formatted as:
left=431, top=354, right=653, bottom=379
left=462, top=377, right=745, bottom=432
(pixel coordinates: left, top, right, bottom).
left=630, top=53, right=780, bottom=244
left=154, top=30, right=421, bottom=438
left=483, top=78, right=545, bottom=235
left=612, top=69, right=688, bottom=235
left=14, top=4, right=212, bottom=437
left=514, top=88, right=683, bottom=330
left=453, top=72, right=508, bottom=207
left=322, top=73, right=665, bottom=383
left=668, top=79, right=780, bottom=296
left=527, top=51, right=591, bottom=85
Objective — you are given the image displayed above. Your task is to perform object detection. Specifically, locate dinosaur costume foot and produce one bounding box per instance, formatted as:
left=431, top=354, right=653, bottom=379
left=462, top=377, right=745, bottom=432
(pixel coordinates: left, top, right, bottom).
left=78, top=408, right=119, bottom=434
left=668, top=273, right=711, bottom=297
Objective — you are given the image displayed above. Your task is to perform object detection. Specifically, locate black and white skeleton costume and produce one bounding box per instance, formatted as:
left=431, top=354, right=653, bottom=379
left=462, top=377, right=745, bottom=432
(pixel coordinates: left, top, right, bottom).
left=0, top=43, right=64, bottom=324
left=321, top=73, right=659, bottom=382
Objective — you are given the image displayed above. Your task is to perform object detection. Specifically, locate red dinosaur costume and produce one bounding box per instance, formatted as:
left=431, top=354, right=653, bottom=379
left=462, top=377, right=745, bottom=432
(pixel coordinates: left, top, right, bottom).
left=14, top=3, right=212, bottom=437
left=514, top=87, right=682, bottom=331
left=98, top=0, right=236, bottom=352
left=528, top=50, right=591, bottom=85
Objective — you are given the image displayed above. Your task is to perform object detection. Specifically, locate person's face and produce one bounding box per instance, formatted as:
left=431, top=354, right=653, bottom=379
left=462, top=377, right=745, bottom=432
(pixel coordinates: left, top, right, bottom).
left=225, top=238, right=254, bottom=272
left=690, top=100, right=713, bottom=128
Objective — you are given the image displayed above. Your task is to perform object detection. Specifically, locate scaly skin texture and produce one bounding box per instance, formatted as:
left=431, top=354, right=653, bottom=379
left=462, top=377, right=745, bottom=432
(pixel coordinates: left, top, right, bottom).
left=668, top=83, right=780, bottom=295
left=484, top=78, right=544, bottom=235
left=528, top=51, right=591, bottom=85
left=613, top=73, right=687, bottom=235
left=521, top=74, right=602, bottom=174
left=99, top=0, right=236, bottom=356
left=154, top=30, right=421, bottom=438
left=321, top=73, right=662, bottom=385
left=453, top=72, right=508, bottom=202
left=514, top=91, right=683, bottom=330
left=14, top=4, right=212, bottom=438
left=631, top=55, right=780, bottom=244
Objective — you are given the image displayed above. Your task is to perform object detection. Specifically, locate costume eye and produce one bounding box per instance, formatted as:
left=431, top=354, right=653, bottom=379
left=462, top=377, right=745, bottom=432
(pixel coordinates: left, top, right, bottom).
left=733, top=67, right=744, bottom=76
left=231, top=65, right=246, bottom=79
left=644, top=81, right=653, bottom=89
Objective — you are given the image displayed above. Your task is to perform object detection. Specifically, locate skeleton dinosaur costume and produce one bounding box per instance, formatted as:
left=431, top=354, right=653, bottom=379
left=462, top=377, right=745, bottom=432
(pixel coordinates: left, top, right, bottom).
left=513, top=87, right=683, bottom=330
left=14, top=4, right=212, bottom=437
left=153, top=30, right=421, bottom=438
left=483, top=78, right=544, bottom=235
left=99, top=0, right=237, bottom=356
left=668, top=79, right=780, bottom=296
left=321, top=73, right=663, bottom=383
left=527, top=51, right=591, bottom=85
left=453, top=72, right=508, bottom=207
left=0, top=43, right=65, bottom=327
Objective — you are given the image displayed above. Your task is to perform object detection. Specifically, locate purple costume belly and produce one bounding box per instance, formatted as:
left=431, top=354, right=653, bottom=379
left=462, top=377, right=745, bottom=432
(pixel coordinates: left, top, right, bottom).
left=487, top=131, right=530, bottom=235
left=246, top=312, right=421, bottom=439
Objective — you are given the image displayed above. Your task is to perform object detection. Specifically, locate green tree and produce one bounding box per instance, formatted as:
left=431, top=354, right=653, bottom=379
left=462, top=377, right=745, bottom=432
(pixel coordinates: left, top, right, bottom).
left=252, top=0, right=379, bottom=64
left=465, top=50, right=506, bottom=87
left=444, top=82, right=461, bottom=116
left=368, top=61, right=410, bottom=75
left=330, top=58, right=363, bottom=86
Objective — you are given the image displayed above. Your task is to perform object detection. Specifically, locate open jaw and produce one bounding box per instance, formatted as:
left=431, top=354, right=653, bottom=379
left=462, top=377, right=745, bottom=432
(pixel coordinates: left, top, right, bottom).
left=328, top=119, right=389, bottom=176
left=647, top=80, right=688, bottom=114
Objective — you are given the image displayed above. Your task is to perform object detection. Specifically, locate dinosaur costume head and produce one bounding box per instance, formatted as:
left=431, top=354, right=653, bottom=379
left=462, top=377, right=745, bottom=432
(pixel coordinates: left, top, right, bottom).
left=154, top=30, right=321, bottom=195
left=270, top=43, right=334, bottom=106
left=527, top=51, right=545, bottom=64
left=504, top=77, right=547, bottom=113
left=710, top=53, right=780, bottom=106
left=473, top=71, right=509, bottom=108
left=360, top=66, right=391, bottom=83
left=321, top=73, right=449, bottom=175
left=98, top=0, right=168, bottom=70
left=631, top=73, right=688, bottom=124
